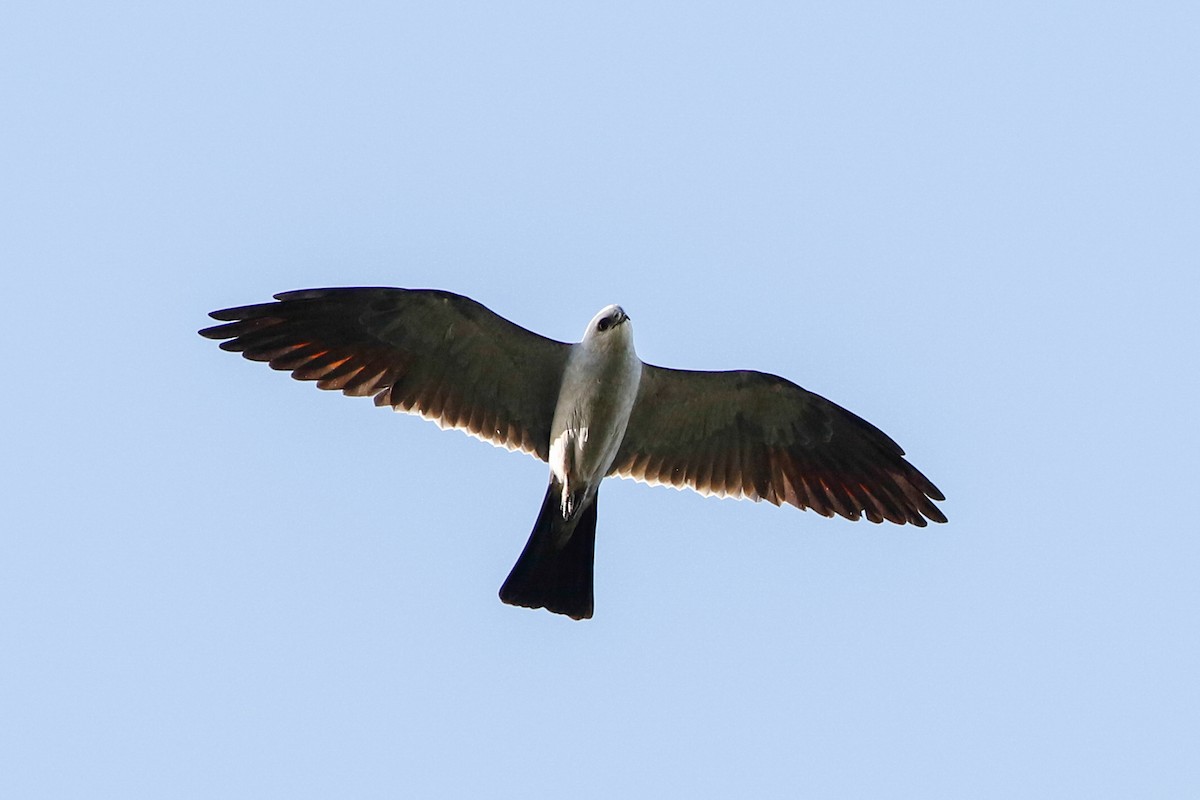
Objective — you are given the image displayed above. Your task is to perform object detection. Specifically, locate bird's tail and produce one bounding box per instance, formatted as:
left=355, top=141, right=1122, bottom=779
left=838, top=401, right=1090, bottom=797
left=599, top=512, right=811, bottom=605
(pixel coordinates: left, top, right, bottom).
left=499, top=482, right=597, bottom=620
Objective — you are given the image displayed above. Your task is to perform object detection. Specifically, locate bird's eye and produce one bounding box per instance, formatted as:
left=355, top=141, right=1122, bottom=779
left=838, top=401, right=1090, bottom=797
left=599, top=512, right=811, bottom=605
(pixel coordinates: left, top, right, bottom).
left=597, top=317, right=612, bottom=332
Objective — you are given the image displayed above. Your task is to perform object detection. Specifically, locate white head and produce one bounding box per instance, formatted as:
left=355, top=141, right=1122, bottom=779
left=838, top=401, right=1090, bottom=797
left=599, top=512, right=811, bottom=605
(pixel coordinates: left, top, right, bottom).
left=581, top=304, right=633, bottom=348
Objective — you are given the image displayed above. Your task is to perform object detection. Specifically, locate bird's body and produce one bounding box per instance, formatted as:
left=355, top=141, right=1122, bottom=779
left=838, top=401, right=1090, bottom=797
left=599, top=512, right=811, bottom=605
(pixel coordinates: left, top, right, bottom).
left=548, top=306, right=641, bottom=520
left=500, top=306, right=641, bottom=618
left=201, top=287, right=946, bottom=619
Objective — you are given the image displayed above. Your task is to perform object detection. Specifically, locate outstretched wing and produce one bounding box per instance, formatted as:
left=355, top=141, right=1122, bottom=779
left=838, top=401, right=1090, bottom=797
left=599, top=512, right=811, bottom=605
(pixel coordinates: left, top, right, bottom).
left=200, top=287, right=571, bottom=460
left=610, top=365, right=946, bottom=525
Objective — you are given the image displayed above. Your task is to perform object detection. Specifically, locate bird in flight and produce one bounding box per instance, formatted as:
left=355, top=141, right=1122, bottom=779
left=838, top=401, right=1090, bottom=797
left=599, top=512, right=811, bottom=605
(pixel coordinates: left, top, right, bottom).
left=200, top=287, right=945, bottom=619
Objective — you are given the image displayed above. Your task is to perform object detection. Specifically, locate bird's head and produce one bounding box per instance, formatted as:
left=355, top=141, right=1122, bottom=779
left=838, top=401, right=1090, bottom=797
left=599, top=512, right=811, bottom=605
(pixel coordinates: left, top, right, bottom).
left=582, top=304, right=632, bottom=348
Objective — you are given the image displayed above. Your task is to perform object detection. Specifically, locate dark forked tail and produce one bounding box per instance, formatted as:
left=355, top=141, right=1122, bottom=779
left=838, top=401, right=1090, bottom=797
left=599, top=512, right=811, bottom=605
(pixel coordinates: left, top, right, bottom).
left=499, top=482, right=598, bottom=620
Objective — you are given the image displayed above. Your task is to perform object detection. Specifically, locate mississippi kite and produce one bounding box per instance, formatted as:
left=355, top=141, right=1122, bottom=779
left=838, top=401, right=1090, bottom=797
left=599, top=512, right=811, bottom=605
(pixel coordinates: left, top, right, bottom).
left=200, top=287, right=946, bottom=619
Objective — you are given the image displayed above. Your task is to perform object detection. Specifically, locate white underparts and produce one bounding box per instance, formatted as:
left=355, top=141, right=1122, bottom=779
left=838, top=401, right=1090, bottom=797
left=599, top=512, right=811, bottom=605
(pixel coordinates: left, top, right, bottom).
left=550, top=425, right=590, bottom=516
left=544, top=310, right=644, bottom=523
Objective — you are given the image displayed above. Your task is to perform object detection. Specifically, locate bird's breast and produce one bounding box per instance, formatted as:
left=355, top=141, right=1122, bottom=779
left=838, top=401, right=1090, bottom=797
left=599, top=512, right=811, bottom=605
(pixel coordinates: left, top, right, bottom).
left=548, top=346, right=642, bottom=491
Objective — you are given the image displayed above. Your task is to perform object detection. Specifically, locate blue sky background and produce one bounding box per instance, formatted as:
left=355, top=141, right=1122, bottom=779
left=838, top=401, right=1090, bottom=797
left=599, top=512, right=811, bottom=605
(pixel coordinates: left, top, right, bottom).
left=3, top=1, right=1198, bottom=797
